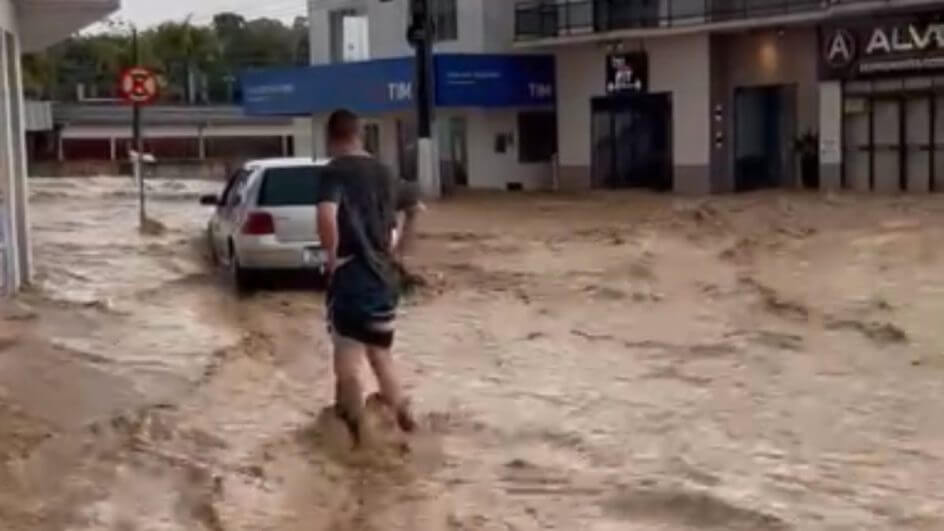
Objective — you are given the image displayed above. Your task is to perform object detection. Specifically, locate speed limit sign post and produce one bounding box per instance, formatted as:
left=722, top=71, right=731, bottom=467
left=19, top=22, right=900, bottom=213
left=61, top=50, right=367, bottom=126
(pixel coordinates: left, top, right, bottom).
left=118, top=64, right=158, bottom=230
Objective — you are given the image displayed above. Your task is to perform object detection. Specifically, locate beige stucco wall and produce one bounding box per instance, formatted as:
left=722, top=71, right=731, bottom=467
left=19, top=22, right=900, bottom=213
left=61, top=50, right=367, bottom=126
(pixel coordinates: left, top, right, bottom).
left=710, top=27, right=819, bottom=191
left=554, top=33, right=712, bottom=192
left=0, top=0, right=15, bottom=33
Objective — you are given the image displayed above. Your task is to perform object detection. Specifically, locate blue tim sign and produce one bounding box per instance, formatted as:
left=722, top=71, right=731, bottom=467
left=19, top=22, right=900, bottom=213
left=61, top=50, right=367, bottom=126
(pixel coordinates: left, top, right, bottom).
left=435, top=54, right=555, bottom=108
left=242, top=57, right=414, bottom=115
left=241, top=54, right=555, bottom=116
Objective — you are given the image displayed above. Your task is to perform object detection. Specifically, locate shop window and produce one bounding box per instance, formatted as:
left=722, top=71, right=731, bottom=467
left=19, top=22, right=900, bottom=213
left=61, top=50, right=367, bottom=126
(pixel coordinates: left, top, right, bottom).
left=518, top=111, right=557, bottom=163
left=432, top=0, right=458, bottom=42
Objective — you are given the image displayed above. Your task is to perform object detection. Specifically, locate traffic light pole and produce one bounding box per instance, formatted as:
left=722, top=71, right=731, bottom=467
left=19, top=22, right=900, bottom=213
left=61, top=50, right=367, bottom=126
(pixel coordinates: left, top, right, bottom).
left=408, top=0, right=440, bottom=199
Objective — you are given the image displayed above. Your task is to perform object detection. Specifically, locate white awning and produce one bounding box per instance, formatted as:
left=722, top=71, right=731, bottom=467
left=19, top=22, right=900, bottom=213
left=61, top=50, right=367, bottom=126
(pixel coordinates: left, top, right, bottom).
left=16, top=0, right=120, bottom=52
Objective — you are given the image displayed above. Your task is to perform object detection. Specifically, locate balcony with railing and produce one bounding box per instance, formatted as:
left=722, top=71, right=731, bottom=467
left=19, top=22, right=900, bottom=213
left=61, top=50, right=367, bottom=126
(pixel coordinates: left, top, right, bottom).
left=514, top=0, right=868, bottom=41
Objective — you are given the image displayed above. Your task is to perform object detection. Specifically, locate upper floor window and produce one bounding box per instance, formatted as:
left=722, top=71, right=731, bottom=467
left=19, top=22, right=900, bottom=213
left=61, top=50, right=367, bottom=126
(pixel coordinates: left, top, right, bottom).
left=432, top=0, right=458, bottom=42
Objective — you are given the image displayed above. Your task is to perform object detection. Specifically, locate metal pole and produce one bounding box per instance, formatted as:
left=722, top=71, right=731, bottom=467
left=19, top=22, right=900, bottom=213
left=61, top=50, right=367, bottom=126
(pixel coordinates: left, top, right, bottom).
left=409, top=0, right=440, bottom=199
left=132, top=26, right=145, bottom=228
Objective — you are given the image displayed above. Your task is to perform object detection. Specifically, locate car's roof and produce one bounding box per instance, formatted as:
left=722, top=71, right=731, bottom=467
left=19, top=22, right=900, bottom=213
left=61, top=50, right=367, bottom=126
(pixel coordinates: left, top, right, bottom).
left=244, top=157, right=331, bottom=170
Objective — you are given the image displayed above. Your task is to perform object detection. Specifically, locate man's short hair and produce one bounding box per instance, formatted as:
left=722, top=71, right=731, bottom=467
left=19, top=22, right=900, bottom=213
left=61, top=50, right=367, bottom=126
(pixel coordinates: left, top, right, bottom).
left=326, top=109, right=361, bottom=143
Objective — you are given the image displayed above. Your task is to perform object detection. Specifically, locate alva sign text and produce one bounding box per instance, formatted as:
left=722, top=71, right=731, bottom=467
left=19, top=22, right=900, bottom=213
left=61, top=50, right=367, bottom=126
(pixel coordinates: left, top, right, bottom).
left=864, top=23, right=944, bottom=56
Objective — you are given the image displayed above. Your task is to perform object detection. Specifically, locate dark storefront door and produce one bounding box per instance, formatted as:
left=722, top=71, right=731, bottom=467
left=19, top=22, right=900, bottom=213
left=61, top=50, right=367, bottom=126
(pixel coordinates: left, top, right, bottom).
left=733, top=85, right=796, bottom=192
left=843, top=92, right=942, bottom=193
left=591, top=93, right=672, bottom=190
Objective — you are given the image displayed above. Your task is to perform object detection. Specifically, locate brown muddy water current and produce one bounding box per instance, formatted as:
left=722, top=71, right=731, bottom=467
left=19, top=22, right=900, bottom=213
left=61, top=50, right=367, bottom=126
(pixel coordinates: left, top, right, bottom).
left=0, top=177, right=942, bottom=530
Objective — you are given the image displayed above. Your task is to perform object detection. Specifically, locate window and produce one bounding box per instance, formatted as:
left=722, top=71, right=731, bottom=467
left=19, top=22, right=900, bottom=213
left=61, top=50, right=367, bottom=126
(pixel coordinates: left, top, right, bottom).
left=432, top=0, right=458, bottom=42
left=221, top=169, right=251, bottom=208
left=364, top=123, right=381, bottom=156
left=518, top=111, right=557, bottom=163
left=257, top=167, right=322, bottom=206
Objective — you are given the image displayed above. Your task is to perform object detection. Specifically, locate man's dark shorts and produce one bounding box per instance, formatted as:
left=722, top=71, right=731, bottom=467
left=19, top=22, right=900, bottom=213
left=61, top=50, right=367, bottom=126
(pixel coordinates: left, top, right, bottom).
left=327, top=259, right=399, bottom=349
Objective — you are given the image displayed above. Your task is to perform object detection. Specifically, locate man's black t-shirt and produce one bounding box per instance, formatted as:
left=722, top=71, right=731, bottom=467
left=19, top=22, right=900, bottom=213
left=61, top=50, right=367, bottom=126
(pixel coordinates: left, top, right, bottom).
left=317, top=155, right=398, bottom=288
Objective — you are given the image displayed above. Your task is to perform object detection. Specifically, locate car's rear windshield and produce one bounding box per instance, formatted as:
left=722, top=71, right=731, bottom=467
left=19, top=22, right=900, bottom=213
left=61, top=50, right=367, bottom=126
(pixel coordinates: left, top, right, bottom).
left=257, top=166, right=321, bottom=206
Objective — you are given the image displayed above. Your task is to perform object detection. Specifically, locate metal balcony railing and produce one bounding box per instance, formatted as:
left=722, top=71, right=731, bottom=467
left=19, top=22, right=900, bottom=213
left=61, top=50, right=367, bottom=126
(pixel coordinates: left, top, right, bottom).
left=514, top=0, right=856, bottom=40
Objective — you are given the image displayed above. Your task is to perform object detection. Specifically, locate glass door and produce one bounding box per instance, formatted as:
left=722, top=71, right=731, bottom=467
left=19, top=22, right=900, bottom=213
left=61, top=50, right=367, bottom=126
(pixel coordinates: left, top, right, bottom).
left=905, top=95, right=931, bottom=192
left=872, top=97, right=902, bottom=193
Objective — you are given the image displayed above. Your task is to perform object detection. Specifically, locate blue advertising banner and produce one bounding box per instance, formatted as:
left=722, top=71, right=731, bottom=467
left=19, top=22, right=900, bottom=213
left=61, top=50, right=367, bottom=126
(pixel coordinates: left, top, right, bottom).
left=241, top=54, right=555, bottom=116
left=435, top=54, right=555, bottom=108
left=242, top=57, right=414, bottom=116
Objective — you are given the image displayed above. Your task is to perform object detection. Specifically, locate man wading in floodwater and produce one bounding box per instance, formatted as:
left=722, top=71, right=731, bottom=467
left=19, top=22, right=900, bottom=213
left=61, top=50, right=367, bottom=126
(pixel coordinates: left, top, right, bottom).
left=317, top=109, right=418, bottom=443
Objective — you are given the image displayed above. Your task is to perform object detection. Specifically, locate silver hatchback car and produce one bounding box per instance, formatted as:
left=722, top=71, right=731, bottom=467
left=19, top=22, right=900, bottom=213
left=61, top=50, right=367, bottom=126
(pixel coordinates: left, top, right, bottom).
left=200, top=157, right=330, bottom=291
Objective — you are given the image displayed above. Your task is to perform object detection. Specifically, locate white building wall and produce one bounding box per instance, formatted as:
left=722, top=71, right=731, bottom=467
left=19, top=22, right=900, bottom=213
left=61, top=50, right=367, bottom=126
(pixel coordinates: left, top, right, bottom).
left=0, top=1, right=28, bottom=292
left=310, top=0, right=518, bottom=63
left=292, top=118, right=314, bottom=157
left=309, top=108, right=551, bottom=190
left=0, top=0, right=15, bottom=31
left=462, top=108, right=551, bottom=190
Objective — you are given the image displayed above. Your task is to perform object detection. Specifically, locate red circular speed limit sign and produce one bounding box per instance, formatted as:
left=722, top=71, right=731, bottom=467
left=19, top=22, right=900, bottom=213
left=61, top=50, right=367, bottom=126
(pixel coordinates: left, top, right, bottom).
left=118, top=67, right=159, bottom=104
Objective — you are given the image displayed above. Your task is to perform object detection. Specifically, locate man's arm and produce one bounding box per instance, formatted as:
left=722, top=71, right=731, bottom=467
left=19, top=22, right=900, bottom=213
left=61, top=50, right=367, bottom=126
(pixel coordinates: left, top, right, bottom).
left=316, top=168, right=342, bottom=274
left=317, top=202, right=339, bottom=273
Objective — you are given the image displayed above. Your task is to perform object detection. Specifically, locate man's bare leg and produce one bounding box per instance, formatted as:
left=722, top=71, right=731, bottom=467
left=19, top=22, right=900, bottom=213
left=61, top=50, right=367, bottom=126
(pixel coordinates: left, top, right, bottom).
left=333, top=335, right=366, bottom=443
left=366, top=345, right=416, bottom=432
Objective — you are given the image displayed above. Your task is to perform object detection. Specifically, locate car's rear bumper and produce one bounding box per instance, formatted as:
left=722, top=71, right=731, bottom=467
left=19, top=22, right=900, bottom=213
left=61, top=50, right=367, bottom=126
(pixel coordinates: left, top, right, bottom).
left=235, top=235, right=325, bottom=270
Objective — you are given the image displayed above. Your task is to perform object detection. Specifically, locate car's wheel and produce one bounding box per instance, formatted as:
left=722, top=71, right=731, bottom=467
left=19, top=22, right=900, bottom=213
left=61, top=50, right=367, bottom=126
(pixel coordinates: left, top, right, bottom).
left=228, top=244, right=255, bottom=294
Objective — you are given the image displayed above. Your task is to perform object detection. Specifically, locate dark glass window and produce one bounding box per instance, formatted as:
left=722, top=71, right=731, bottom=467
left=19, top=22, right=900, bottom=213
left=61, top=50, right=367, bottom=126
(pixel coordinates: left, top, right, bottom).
left=518, top=111, right=557, bottom=163
left=257, top=167, right=322, bottom=206
left=432, top=0, right=458, bottom=42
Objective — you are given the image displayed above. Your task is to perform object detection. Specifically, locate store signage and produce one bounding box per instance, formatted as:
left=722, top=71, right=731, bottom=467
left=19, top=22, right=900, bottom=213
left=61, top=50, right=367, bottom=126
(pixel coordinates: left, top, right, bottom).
left=606, top=53, right=648, bottom=94
left=820, top=12, right=944, bottom=79
left=242, top=54, right=555, bottom=115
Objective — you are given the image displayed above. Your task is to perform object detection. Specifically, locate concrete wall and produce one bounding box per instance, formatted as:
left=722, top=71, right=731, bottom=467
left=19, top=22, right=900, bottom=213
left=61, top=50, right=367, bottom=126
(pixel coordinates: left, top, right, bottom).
left=0, top=4, right=30, bottom=292
left=304, top=108, right=551, bottom=190
left=819, top=81, right=842, bottom=191
left=310, top=0, right=518, bottom=63
left=710, top=27, right=819, bottom=191
left=0, top=0, right=14, bottom=32
left=553, top=33, right=711, bottom=193
left=60, top=124, right=296, bottom=139
left=459, top=108, right=552, bottom=190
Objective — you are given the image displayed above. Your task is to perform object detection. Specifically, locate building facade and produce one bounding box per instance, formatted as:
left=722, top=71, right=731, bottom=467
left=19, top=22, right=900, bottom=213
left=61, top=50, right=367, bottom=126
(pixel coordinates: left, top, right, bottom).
left=32, top=103, right=297, bottom=178
left=1, top=0, right=120, bottom=293
left=261, top=0, right=558, bottom=192
left=515, top=0, right=944, bottom=194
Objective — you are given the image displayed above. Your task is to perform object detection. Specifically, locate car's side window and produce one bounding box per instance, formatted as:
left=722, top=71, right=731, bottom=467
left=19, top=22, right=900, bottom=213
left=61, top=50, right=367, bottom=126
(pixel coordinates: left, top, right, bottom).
left=221, top=169, right=250, bottom=209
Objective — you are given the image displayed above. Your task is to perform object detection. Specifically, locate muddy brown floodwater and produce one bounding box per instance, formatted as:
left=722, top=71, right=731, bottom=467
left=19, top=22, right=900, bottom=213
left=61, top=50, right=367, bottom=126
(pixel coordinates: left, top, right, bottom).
left=0, top=177, right=943, bottom=530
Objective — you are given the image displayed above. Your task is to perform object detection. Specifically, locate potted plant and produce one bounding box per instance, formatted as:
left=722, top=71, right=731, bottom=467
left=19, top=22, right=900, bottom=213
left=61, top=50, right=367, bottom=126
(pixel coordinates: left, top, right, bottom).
left=794, top=130, right=819, bottom=189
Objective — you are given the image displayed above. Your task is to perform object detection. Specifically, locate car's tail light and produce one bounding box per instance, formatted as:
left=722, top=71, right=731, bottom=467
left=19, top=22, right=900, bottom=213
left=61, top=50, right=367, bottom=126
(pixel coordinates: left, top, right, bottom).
left=242, top=211, right=275, bottom=235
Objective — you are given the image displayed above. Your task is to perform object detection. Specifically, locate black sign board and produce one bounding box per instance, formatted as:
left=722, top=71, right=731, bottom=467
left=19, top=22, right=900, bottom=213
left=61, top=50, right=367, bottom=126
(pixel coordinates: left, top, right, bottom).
left=820, top=11, right=944, bottom=79
left=606, top=53, right=648, bottom=94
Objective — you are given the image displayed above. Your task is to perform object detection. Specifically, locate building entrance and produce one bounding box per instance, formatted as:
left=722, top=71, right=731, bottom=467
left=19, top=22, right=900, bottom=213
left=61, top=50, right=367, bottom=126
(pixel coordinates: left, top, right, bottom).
left=733, top=85, right=796, bottom=192
left=843, top=90, right=944, bottom=193
left=590, top=93, right=672, bottom=190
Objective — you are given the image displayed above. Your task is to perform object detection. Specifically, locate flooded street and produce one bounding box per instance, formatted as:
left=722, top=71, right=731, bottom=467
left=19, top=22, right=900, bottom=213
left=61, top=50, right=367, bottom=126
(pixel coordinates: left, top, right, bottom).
left=1, top=177, right=943, bottom=530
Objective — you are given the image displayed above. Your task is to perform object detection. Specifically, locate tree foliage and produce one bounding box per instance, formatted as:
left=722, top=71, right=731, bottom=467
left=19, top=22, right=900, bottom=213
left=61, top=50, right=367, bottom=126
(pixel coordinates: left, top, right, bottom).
left=21, top=13, right=310, bottom=104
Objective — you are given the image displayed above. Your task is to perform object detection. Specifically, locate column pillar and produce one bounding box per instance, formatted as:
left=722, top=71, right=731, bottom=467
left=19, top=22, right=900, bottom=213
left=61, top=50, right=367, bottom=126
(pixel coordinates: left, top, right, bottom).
left=198, top=126, right=207, bottom=160
left=9, top=34, right=30, bottom=288
left=819, top=81, right=843, bottom=191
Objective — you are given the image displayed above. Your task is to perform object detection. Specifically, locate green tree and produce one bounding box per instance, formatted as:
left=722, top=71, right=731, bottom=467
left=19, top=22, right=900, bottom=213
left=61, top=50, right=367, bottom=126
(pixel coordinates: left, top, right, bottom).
left=20, top=12, right=307, bottom=104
